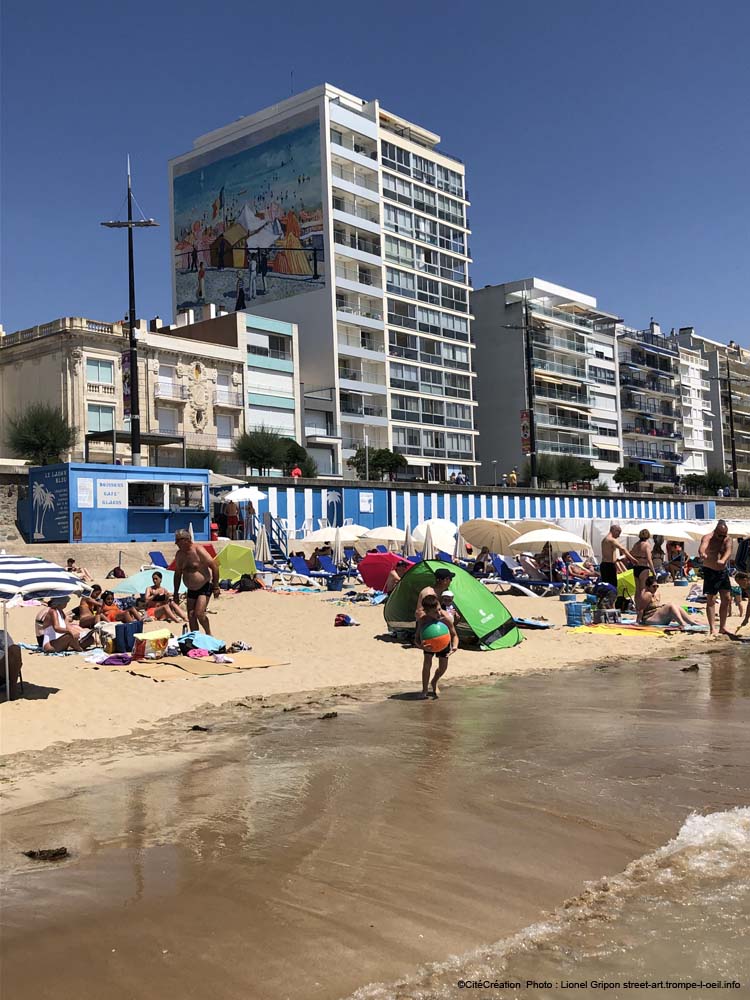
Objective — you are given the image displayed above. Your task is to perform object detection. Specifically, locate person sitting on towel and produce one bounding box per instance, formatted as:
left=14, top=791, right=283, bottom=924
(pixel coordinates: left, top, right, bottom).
left=636, top=576, right=700, bottom=629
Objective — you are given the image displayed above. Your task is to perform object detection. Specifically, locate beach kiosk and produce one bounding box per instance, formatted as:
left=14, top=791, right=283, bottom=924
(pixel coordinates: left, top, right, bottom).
left=26, top=463, right=211, bottom=543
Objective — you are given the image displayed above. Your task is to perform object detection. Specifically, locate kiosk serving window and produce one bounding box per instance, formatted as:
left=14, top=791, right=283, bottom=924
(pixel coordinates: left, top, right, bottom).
left=169, top=483, right=205, bottom=510
left=128, top=482, right=166, bottom=508
left=126, top=481, right=205, bottom=510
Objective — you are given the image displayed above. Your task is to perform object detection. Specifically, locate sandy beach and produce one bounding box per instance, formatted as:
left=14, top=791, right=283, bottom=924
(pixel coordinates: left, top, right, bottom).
left=0, top=564, right=721, bottom=759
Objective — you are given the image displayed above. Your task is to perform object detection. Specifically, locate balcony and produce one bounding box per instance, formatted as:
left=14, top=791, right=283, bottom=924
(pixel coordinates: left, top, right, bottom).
left=622, top=424, right=681, bottom=439
left=331, top=159, right=378, bottom=191
left=532, top=356, right=588, bottom=380
left=154, top=382, right=188, bottom=401
left=340, top=400, right=387, bottom=421
left=527, top=301, right=595, bottom=331
left=336, top=294, right=383, bottom=327
left=247, top=346, right=294, bottom=373
left=537, top=440, right=595, bottom=458
left=619, top=374, right=679, bottom=396
left=213, top=389, right=244, bottom=408
left=624, top=447, right=682, bottom=464
left=683, top=437, right=714, bottom=450
left=531, top=331, right=587, bottom=356
left=333, top=227, right=381, bottom=261
left=334, top=261, right=383, bottom=291
left=330, top=131, right=378, bottom=163
left=338, top=363, right=387, bottom=391
left=332, top=195, right=380, bottom=230
left=533, top=382, right=590, bottom=406
left=86, top=381, right=116, bottom=396
left=619, top=352, right=677, bottom=376
left=619, top=329, right=679, bottom=356
left=337, top=329, right=385, bottom=357
left=535, top=412, right=594, bottom=433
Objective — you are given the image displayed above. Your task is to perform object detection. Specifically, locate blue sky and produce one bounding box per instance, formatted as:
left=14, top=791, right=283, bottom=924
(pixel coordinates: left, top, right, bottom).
left=2, top=0, right=748, bottom=342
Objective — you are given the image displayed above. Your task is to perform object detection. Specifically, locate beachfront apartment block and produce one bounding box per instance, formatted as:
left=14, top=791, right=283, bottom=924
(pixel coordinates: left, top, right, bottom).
left=0, top=311, right=301, bottom=473
left=616, top=321, right=684, bottom=488
left=676, top=328, right=750, bottom=491
left=169, top=83, right=478, bottom=482
left=472, top=278, right=623, bottom=486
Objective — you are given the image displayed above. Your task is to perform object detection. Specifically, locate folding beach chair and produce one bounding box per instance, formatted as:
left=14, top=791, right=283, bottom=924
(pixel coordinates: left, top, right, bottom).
left=484, top=554, right=564, bottom=597
left=288, top=556, right=329, bottom=583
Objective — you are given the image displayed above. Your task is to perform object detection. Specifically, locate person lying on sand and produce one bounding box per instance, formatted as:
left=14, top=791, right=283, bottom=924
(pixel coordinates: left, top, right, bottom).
left=636, top=576, right=700, bottom=629
left=415, top=594, right=458, bottom=699
left=66, top=557, right=94, bottom=583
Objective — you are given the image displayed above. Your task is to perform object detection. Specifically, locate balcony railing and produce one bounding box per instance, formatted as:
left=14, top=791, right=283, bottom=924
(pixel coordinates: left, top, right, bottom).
left=619, top=374, right=679, bottom=395
left=536, top=413, right=594, bottom=433
left=337, top=331, right=384, bottom=353
left=336, top=299, right=383, bottom=322
left=333, top=229, right=381, bottom=257
left=213, top=389, right=244, bottom=407
left=533, top=357, right=588, bottom=380
left=338, top=366, right=385, bottom=384
left=624, top=447, right=682, bottom=463
left=331, top=161, right=379, bottom=191
left=340, top=401, right=385, bottom=418
left=86, top=382, right=116, bottom=396
left=330, top=133, right=378, bottom=160
left=248, top=346, right=292, bottom=362
left=619, top=352, right=678, bottom=376
left=335, top=263, right=382, bottom=288
left=532, top=331, right=587, bottom=355
left=154, top=382, right=188, bottom=401
left=332, top=196, right=380, bottom=225
left=527, top=301, right=595, bottom=330
left=537, top=440, right=595, bottom=458
left=622, top=424, right=682, bottom=439
left=534, top=383, right=590, bottom=406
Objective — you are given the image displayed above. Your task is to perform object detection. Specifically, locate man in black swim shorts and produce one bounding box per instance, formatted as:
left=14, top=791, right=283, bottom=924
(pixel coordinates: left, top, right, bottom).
left=173, top=530, right=220, bottom=634
left=698, top=520, right=732, bottom=636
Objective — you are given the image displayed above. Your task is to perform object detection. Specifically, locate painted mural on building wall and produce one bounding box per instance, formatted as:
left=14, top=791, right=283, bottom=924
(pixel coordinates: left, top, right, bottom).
left=173, top=120, right=324, bottom=314
left=31, top=467, right=69, bottom=541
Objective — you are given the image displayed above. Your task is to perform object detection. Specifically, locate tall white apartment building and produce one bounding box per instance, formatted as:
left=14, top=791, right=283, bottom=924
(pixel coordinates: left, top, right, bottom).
left=675, top=341, right=713, bottom=478
left=472, top=279, right=622, bottom=486
left=169, top=83, right=477, bottom=481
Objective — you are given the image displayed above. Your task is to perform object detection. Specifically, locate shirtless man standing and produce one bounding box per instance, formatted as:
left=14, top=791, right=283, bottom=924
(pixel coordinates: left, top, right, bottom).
left=173, top=529, right=220, bottom=634
left=600, top=524, right=634, bottom=588
left=698, top=520, right=732, bottom=636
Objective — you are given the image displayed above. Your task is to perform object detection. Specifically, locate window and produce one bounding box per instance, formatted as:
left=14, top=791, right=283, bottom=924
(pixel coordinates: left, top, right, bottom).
left=86, top=358, right=114, bottom=384
left=87, top=404, right=115, bottom=432
left=386, top=267, right=416, bottom=298
left=169, top=484, right=205, bottom=509
left=382, top=172, right=412, bottom=205
left=388, top=300, right=417, bottom=328
left=385, top=235, right=414, bottom=268
left=441, top=312, right=469, bottom=340
left=216, top=414, right=234, bottom=448
left=422, top=429, right=445, bottom=452
left=416, top=306, right=441, bottom=334
left=417, top=275, right=440, bottom=304
left=591, top=393, right=616, bottom=412
left=392, top=425, right=421, bottom=451
left=445, top=372, right=471, bottom=398
left=391, top=394, right=420, bottom=421
left=381, top=141, right=410, bottom=174
left=412, top=185, right=436, bottom=216
left=330, top=128, right=344, bottom=146
left=128, top=482, right=166, bottom=508
left=420, top=367, right=444, bottom=395
left=384, top=204, right=412, bottom=236
left=157, top=406, right=178, bottom=434
left=421, top=398, right=445, bottom=424
left=437, top=194, right=464, bottom=226
left=436, top=165, right=464, bottom=198
left=443, top=343, right=469, bottom=369
left=390, top=362, right=420, bottom=390
left=439, top=253, right=466, bottom=282
left=438, top=224, right=465, bottom=254
left=441, top=284, right=468, bottom=311
left=389, top=331, right=418, bottom=359
left=415, top=246, right=439, bottom=274
left=446, top=402, right=472, bottom=427
left=217, top=371, right=231, bottom=389
left=412, top=155, right=436, bottom=186
left=446, top=433, right=472, bottom=456
left=414, top=215, right=438, bottom=246
left=420, top=337, right=442, bottom=363
left=589, top=365, right=615, bottom=385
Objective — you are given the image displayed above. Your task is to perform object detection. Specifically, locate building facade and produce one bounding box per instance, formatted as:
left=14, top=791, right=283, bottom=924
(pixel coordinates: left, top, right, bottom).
left=0, top=312, right=301, bottom=472
left=169, top=83, right=478, bottom=482
left=472, top=278, right=622, bottom=486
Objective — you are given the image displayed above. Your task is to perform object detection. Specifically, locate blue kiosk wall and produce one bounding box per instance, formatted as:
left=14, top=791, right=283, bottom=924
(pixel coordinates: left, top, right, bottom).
left=28, top=463, right=210, bottom=543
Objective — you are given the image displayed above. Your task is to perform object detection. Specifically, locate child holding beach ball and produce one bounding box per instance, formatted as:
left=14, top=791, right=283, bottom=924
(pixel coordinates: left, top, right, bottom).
left=416, top=594, right=458, bottom=699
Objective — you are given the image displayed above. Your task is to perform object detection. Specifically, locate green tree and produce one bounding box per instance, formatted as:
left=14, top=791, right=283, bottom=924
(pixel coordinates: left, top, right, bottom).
left=682, top=473, right=706, bottom=495
left=554, top=455, right=585, bottom=488
left=704, top=468, right=731, bottom=493
left=346, top=445, right=377, bottom=479
left=185, top=448, right=224, bottom=473
left=371, top=448, right=408, bottom=481
left=521, top=453, right=556, bottom=486
left=233, top=425, right=286, bottom=476
left=593, top=480, right=610, bottom=493
left=299, top=454, right=318, bottom=478
left=7, top=404, right=77, bottom=466
left=613, top=465, right=645, bottom=491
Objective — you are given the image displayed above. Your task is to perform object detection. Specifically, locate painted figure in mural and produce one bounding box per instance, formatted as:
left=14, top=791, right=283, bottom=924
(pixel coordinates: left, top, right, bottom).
left=235, top=274, right=246, bottom=311
left=249, top=256, right=258, bottom=300
left=196, top=262, right=206, bottom=301
left=258, top=252, right=268, bottom=294
left=217, top=240, right=226, bottom=270
left=190, top=246, right=198, bottom=271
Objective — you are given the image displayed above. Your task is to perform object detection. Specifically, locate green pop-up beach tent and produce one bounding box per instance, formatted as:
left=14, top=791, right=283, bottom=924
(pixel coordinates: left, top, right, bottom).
left=384, top=560, right=522, bottom=650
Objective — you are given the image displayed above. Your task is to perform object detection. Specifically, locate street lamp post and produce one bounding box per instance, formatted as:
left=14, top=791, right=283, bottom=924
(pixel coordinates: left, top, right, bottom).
left=101, top=157, right=158, bottom=466
left=491, top=459, right=497, bottom=487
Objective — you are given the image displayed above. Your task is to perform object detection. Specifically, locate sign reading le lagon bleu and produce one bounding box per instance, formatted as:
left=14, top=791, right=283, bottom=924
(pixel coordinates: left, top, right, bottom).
left=97, top=479, right=128, bottom=508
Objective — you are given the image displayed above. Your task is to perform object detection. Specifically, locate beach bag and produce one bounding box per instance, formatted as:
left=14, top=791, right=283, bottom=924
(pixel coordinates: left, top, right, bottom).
left=115, top=621, right=140, bottom=653
left=178, top=631, right=226, bottom=655
left=106, top=566, right=126, bottom=579
left=132, top=629, right=171, bottom=661
left=238, top=573, right=261, bottom=592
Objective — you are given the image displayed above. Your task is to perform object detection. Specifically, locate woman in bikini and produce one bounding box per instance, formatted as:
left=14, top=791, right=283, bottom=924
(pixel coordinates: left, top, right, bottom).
left=144, top=572, right=187, bottom=624
left=636, top=576, right=699, bottom=628
left=77, top=585, right=104, bottom=628
left=40, top=597, right=96, bottom=652
left=629, top=529, right=656, bottom=601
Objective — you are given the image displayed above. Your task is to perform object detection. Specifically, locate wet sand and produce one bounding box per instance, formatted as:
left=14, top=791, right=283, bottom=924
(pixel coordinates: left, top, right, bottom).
left=2, top=650, right=749, bottom=1000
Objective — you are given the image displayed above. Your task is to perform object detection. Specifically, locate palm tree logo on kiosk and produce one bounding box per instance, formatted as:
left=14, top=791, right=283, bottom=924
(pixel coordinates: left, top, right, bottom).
left=32, top=482, right=56, bottom=540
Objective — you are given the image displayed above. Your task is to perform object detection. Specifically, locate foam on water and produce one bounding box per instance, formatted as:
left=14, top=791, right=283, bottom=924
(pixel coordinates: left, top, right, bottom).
left=348, top=808, right=750, bottom=1000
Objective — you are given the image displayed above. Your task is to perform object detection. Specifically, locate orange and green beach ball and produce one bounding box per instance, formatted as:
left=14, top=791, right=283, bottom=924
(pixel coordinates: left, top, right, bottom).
left=421, top=621, right=451, bottom=653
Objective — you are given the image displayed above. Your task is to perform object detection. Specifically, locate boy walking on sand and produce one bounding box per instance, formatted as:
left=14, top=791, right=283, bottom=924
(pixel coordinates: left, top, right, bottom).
left=415, top=594, right=458, bottom=699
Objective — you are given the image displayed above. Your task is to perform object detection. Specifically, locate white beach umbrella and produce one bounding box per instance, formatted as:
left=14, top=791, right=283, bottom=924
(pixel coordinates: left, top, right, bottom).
left=0, top=555, right=85, bottom=699
left=225, top=486, right=267, bottom=503
left=362, top=525, right=406, bottom=544
left=304, top=524, right=367, bottom=544
left=507, top=519, right=559, bottom=533
left=453, top=531, right=470, bottom=561
left=254, top=525, right=272, bottom=564
left=510, top=527, right=592, bottom=554
left=403, top=524, right=416, bottom=557
left=460, top=518, right=520, bottom=554
left=421, top=523, right=437, bottom=561
left=412, top=518, right=457, bottom=556
left=209, top=472, right=245, bottom=489
left=621, top=522, right=695, bottom=543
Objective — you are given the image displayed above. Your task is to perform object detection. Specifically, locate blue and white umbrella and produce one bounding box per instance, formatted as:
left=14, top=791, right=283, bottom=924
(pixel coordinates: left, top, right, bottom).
left=0, top=555, right=84, bottom=700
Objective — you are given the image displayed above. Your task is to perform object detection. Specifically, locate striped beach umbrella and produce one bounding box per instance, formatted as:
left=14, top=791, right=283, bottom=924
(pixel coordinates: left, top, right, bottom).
left=0, top=555, right=84, bottom=700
